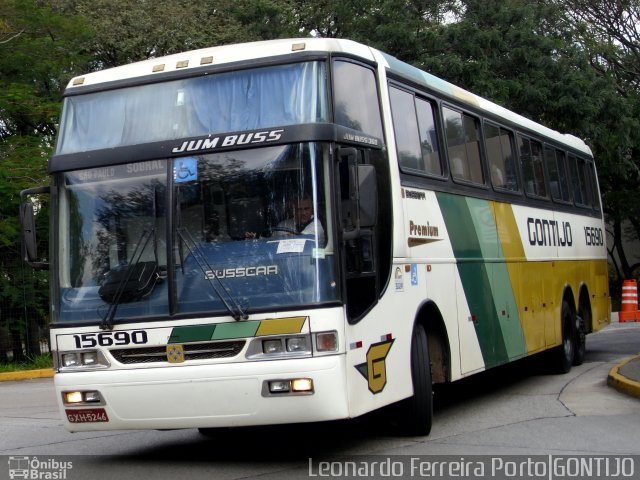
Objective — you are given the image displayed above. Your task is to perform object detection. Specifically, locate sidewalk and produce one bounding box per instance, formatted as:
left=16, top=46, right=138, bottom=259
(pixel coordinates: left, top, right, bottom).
left=606, top=311, right=640, bottom=399
left=608, top=355, right=640, bottom=399
left=0, top=368, right=53, bottom=382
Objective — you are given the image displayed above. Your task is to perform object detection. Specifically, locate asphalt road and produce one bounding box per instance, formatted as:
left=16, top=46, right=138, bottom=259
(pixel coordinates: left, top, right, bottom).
left=1, top=320, right=639, bottom=480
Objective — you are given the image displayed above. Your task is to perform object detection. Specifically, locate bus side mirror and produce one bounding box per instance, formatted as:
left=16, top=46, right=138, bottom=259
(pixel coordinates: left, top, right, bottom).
left=357, top=164, right=377, bottom=228
left=20, top=186, right=50, bottom=270
left=338, top=148, right=377, bottom=240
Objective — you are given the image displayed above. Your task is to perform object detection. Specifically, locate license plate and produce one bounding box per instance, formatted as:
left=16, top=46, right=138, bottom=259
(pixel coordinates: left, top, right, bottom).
left=65, top=408, right=109, bottom=423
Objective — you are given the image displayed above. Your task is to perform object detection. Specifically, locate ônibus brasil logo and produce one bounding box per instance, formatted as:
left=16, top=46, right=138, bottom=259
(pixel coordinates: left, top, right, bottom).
left=8, top=456, right=73, bottom=479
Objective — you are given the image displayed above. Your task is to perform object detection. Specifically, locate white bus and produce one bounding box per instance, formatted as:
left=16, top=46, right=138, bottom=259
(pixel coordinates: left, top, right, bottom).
left=21, top=38, right=610, bottom=435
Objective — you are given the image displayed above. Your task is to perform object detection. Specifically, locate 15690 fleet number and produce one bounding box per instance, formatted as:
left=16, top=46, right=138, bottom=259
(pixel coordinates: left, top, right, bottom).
left=73, top=330, right=148, bottom=349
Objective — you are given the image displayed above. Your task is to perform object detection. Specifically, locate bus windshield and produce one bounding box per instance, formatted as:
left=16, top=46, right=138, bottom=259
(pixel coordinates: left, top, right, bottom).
left=56, top=143, right=337, bottom=324
left=56, top=61, right=328, bottom=155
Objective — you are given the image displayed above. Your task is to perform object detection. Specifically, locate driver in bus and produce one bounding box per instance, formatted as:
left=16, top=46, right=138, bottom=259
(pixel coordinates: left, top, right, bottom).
left=276, top=196, right=324, bottom=237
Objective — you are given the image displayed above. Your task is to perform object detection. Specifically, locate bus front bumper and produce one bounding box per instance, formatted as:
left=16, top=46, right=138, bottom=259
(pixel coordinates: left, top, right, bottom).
left=55, top=355, right=348, bottom=432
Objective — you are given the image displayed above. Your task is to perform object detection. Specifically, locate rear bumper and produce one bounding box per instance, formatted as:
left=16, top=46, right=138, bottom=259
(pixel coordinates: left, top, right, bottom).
left=55, top=355, right=348, bottom=431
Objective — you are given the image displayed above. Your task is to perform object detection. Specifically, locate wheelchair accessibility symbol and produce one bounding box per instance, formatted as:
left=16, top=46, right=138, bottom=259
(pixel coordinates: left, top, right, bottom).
left=174, top=157, right=197, bottom=183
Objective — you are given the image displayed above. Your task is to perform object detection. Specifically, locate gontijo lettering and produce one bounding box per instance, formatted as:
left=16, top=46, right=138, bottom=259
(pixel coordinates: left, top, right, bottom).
left=527, top=217, right=572, bottom=247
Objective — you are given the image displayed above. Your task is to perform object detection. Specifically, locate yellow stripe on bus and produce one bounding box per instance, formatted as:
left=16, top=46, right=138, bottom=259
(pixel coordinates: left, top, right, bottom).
left=255, top=316, right=307, bottom=336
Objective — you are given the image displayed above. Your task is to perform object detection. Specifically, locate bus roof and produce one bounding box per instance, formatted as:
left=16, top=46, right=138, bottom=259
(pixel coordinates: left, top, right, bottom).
left=67, top=37, right=592, bottom=157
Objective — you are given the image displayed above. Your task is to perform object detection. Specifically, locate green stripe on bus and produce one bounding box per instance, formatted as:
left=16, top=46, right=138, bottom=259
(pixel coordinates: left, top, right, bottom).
left=169, top=325, right=216, bottom=343
left=437, top=193, right=526, bottom=367
left=211, top=321, right=261, bottom=340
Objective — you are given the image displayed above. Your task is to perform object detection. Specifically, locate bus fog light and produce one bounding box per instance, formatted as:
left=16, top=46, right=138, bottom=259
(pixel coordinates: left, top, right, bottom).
left=62, top=353, right=80, bottom=368
left=63, top=391, right=84, bottom=404
left=62, top=390, right=103, bottom=406
left=316, top=332, right=338, bottom=352
left=286, top=336, right=308, bottom=352
left=83, top=391, right=102, bottom=403
left=291, top=378, right=313, bottom=392
left=263, top=339, right=283, bottom=354
left=268, top=380, right=290, bottom=393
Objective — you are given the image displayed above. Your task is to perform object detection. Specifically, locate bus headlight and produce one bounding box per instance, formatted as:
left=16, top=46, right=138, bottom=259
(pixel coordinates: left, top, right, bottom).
left=247, top=334, right=313, bottom=359
left=286, top=336, right=308, bottom=352
left=262, top=339, right=284, bottom=354
left=59, top=350, right=110, bottom=371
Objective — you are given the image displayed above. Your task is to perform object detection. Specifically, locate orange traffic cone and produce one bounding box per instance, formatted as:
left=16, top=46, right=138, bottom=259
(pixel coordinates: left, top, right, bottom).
left=619, top=279, right=639, bottom=322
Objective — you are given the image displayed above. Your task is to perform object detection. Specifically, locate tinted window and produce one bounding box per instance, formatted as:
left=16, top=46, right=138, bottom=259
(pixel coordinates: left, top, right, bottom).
left=389, top=86, right=442, bottom=176
left=577, top=157, right=592, bottom=206
left=443, top=107, right=484, bottom=184
left=587, top=162, right=601, bottom=211
left=415, top=97, right=442, bottom=175
left=333, top=61, right=383, bottom=139
left=568, top=155, right=583, bottom=205
left=518, top=135, right=547, bottom=197
left=389, top=87, right=422, bottom=171
left=484, top=123, right=517, bottom=191
left=544, top=146, right=571, bottom=202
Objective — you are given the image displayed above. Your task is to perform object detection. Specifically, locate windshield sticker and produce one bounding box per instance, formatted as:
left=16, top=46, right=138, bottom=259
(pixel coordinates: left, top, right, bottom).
left=312, top=248, right=326, bottom=259
left=174, top=157, right=197, bottom=183
left=276, top=238, right=307, bottom=254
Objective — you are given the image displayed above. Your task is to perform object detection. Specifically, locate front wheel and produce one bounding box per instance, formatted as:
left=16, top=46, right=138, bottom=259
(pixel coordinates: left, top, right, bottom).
left=393, top=324, right=433, bottom=436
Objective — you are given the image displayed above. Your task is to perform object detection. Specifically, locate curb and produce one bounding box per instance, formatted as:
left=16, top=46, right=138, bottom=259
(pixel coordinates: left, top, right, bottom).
left=607, top=355, right=640, bottom=399
left=0, top=368, right=54, bottom=382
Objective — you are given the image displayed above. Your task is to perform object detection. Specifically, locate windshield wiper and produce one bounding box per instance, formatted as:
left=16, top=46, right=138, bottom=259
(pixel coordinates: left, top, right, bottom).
left=99, top=228, right=157, bottom=330
left=176, top=226, right=249, bottom=321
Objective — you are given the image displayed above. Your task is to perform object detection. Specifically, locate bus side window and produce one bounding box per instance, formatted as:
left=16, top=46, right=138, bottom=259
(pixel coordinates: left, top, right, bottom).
left=485, top=123, right=518, bottom=191
left=333, top=60, right=383, bottom=139
left=577, top=157, right=593, bottom=207
left=544, top=146, right=571, bottom=202
left=587, top=162, right=601, bottom=212
left=518, top=136, right=547, bottom=197
left=415, top=97, right=442, bottom=176
left=389, top=86, right=443, bottom=177
left=443, top=107, right=483, bottom=184
left=568, top=155, right=583, bottom=205
left=389, top=86, right=422, bottom=171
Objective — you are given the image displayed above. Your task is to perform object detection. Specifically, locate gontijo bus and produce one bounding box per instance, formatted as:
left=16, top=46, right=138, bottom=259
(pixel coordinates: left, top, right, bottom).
left=21, top=38, right=610, bottom=435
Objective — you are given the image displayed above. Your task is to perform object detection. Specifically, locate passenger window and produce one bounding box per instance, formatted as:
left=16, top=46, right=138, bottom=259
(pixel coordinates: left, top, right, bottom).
left=568, top=155, right=583, bottom=205
left=415, top=97, right=442, bottom=176
left=333, top=61, right=383, bottom=139
left=484, top=123, right=517, bottom=191
left=544, top=146, right=571, bottom=202
left=443, top=107, right=484, bottom=184
left=518, top=136, right=547, bottom=197
left=577, top=157, right=592, bottom=207
left=389, top=87, right=422, bottom=171
left=389, top=86, right=442, bottom=176
left=587, top=162, right=601, bottom=211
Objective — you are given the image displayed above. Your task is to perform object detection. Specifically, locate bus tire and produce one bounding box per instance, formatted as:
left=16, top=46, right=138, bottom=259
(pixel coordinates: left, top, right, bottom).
left=554, top=300, right=575, bottom=374
left=573, top=311, right=587, bottom=366
left=395, top=323, right=433, bottom=436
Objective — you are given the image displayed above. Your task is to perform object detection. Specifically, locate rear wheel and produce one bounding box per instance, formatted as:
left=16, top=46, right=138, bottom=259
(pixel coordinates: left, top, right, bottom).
left=573, top=305, right=589, bottom=366
left=394, top=324, right=433, bottom=435
left=554, top=301, right=575, bottom=374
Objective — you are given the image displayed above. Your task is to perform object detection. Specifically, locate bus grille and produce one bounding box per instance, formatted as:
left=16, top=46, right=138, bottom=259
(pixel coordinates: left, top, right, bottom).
left=110, top=340, right=246, bottom=364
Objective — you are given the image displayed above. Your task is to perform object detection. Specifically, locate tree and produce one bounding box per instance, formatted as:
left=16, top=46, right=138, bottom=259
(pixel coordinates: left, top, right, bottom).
left=52, top=0, right=298, bottom=69
left=0, top=0, right=91, bottom=359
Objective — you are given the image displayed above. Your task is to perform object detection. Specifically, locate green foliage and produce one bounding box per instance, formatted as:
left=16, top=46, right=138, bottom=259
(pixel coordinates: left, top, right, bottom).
left=0, top=353, right=52, bottom=371
left=0, top=0, right=91, bottom=356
